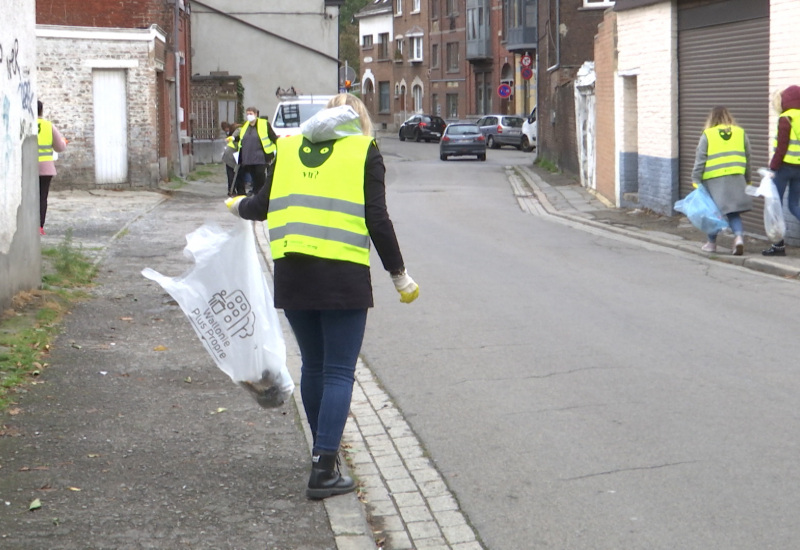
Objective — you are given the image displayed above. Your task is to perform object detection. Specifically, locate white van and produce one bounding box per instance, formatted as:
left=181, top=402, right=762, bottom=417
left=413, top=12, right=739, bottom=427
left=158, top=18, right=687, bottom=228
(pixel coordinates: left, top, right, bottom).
left=271, top=95, right=335, bottom=139
left=521, top=107, right=537, bottom=152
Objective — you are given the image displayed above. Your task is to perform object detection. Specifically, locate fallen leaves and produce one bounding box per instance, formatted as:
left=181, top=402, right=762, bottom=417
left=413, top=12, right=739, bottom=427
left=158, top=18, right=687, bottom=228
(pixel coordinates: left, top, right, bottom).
left=29, top=498, right=41, bottom=511
left=153, top=345, right=168, bottom=352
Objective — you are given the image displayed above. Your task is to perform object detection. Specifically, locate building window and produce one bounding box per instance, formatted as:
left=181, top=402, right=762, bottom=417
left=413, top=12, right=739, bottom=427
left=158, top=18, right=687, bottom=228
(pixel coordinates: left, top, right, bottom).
left=362, top=34, right=373, bottom=49
left=412, top=0, right=420, bottom=13
left=583, top=0, right=614, bottom=7
left=396, top=38, right=404, bottom=57
left=446, top=0, right=457, bottom=16
left=395, top=0, right=402, bottom=15
left=446, top=93, right=458, bottom=118
left=379, top=81, right=391, bottom=113
left=431, top=44, right=439, bottom=68
left=378, top=33, right=390, bottom=60
left=446, top=42, right=459, bottom=72
left=431, top=0, right=439, bottom=19
left=467, top=7, right=483, bottom=40
left=432, top=93, right=440, bottom=116
left=413, top=84, right=422, bottom=112
left=409, top=37, right=423, bottom=62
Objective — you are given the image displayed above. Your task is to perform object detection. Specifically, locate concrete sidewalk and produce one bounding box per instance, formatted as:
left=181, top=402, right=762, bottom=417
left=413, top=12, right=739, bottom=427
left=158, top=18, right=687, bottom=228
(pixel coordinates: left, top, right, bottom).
left=511, top=164, right=800, bottom=281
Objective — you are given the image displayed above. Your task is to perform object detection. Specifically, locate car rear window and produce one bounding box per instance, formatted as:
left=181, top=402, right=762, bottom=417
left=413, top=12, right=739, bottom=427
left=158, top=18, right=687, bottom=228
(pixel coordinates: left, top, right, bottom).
left=448, top=125, right=480, bottom=135
left=502, top=117, right=524, bottom=128
left=273, top=103, right=327, bottom=128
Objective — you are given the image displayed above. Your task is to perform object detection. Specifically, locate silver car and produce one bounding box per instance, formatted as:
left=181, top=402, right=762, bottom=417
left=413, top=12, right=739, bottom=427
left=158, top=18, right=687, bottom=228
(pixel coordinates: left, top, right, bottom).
left=475, top=114, right=525, bottom=150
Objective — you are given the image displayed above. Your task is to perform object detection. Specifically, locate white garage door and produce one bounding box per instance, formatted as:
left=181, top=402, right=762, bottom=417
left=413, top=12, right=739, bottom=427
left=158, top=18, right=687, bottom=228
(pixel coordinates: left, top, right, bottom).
left=92, top=69, right=128, bottom=184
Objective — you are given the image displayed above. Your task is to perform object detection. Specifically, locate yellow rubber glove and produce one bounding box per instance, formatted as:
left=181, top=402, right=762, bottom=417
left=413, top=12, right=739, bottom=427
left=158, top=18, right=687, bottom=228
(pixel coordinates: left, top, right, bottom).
left=225, top=195, right=246, bottom=218
left=391, top=270, right=419, bottom=304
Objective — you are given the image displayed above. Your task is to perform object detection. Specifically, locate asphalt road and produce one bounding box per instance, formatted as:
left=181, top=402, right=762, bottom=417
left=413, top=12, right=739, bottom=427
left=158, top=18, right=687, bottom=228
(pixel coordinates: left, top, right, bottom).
left=364, top=136, right=800, bottom=549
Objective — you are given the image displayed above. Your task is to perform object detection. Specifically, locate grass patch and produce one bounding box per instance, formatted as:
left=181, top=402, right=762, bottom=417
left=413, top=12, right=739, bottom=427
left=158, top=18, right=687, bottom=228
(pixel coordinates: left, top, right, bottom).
left=535, top=156, right=560, bottom=173
left=0, top=231, right=96, bottom=412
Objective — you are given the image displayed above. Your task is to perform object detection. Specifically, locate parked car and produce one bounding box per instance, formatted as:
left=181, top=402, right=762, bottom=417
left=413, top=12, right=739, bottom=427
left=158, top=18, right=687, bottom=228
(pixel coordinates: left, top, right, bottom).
left=475, top=114, right=525, bottom=150
left=439, top=123, right=487, bottom=161
left=521, top=107, right=537, bottom=152
left=398, top=114, right=446, bottom=142
left=271, top=94, right=335, bottom=138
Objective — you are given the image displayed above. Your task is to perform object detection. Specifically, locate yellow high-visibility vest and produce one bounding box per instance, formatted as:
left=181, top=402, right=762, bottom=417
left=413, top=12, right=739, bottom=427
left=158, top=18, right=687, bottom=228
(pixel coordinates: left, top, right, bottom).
left=702, top=125, right=746, bottom=180
left=38, top=118, right=54, bottom=162
left=238, top=119, right=276, bottom=156
left=268, top=134, right=374, bottom=266
left=773, top=109, right=800, bottom=165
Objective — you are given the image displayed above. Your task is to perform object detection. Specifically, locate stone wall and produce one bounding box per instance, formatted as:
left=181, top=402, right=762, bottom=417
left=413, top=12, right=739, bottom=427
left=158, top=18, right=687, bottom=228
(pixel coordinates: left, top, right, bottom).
left=36, top=26, right=165, bottom=188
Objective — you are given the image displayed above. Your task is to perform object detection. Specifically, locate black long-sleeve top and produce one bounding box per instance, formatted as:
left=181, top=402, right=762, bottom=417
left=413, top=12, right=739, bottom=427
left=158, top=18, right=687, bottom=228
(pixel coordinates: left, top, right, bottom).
left=238, top=142, right=405, bottom=310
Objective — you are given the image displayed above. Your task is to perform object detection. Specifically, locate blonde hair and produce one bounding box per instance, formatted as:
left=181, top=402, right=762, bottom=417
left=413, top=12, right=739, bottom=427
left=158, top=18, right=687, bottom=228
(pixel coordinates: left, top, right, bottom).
left=704, top=106, right=736, bottom=129
left=772, top=89, right=784, bottom=115
left=326, top=93, right=373, bottom=137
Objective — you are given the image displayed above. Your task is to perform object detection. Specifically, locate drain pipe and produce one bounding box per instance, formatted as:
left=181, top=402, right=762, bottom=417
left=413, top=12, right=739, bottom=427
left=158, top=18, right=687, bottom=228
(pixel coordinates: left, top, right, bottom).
left=547, top=0, right=560, bottom=73
left=174, top=1, right=185, bottom=177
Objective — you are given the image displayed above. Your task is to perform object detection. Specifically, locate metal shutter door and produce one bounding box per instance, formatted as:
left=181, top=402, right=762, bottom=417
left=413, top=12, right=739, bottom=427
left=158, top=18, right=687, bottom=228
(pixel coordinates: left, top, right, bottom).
left=678, top=16, right=769, bottom=232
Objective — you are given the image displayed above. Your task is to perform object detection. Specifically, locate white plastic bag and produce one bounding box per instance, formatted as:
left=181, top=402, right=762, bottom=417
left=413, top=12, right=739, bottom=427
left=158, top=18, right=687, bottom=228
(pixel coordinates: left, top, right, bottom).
left=754, top=168, right=786, bottom=243
left=142, top=219, right=294, bottom=408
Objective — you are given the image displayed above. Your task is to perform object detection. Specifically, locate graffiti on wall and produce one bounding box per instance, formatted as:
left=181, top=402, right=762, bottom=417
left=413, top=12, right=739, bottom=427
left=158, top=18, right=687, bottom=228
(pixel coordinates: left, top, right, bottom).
left=0, top=33, right=35, bottom=254
left=0, top=38, right=34, bottom=127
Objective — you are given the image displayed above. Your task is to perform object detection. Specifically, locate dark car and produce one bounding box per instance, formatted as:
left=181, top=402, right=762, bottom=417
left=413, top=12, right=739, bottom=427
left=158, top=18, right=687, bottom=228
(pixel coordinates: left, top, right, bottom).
left=439, top=123, right=486, bottom=161
left=475, top=114, right=525, bottom=149
left=398, top=114, right=446, bottom=143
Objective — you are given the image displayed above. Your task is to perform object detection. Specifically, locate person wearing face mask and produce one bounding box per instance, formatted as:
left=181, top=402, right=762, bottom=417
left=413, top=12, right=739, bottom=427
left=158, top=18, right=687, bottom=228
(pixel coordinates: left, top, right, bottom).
left=234, top=106, right=277, bottom=196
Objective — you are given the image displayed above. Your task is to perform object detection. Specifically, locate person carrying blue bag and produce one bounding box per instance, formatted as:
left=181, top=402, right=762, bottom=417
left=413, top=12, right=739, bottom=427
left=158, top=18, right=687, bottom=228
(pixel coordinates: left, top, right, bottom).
left=690, top=106, right=753, bottom=255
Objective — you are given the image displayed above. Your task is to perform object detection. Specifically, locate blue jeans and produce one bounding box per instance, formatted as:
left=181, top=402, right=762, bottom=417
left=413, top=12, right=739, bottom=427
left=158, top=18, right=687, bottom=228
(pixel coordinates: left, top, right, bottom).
left=708, top=212, right=743, bottom=242
left=284, top=309, right=367, bottom=453
left=773, top=163, right=800, bottom=224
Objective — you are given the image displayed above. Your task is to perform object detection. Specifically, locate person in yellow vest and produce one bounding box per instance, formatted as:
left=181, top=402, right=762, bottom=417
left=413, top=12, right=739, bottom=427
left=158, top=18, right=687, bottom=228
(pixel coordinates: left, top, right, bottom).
left=38, top=100, right=68, bottom=236
left=225, top=93, right=418, bottom=499
left=762, top=85, right=800, bottom=256
left=221, top=122, right=241, bottom=196
left=233, top=106, right=277, bottom=196
left=691, top=106, right=752, bottom=255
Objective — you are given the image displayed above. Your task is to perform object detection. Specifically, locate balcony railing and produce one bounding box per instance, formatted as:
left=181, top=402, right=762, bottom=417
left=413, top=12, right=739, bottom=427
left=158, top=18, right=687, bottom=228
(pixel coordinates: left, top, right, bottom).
left=466, top=37, right=491, bottom=60
left=506, top=24, right=537, bottom=53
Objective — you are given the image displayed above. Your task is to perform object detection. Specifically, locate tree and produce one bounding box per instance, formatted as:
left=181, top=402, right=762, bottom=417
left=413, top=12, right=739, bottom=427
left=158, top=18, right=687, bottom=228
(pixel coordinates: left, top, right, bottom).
left=338, top=0, right=371, bottom=79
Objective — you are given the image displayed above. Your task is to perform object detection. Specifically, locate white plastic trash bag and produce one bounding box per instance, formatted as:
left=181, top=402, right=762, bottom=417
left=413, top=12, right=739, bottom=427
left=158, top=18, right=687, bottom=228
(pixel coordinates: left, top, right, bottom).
left=754, top=168, right=786, bottom=243
left=142, top=218, right=294, bottom=408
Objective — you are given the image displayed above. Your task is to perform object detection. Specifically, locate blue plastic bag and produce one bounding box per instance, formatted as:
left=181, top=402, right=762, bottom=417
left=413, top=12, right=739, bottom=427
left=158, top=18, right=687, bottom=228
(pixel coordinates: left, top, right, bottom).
left=674, top=185, right=729, bottom=235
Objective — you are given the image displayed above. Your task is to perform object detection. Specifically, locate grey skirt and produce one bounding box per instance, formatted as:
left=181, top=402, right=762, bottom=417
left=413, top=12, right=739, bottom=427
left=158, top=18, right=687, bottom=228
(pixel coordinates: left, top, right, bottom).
left=705, top=174, right=752, bottom=215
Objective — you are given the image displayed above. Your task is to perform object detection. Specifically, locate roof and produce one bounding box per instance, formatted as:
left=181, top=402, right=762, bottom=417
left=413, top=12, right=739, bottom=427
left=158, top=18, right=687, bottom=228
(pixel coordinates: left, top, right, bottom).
left=355, top=0, right=392, bottom=19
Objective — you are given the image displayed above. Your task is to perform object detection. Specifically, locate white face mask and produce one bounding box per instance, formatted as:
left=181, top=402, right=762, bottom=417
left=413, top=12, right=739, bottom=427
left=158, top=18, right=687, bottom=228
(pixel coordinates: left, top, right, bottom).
left=246, top=114, right=256, bottom=123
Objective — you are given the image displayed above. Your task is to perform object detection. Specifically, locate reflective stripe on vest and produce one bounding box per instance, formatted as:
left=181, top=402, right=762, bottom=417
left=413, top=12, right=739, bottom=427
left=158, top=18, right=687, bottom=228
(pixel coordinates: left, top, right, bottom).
left=702, top=125, right=746, bottom=180
left=268, top=134, right=374, bottom=266
left=773, top=109, right=800, bottom=165
left=38, top=118, right=54, bottom=162
left=238, top=118, right=276, bottom=155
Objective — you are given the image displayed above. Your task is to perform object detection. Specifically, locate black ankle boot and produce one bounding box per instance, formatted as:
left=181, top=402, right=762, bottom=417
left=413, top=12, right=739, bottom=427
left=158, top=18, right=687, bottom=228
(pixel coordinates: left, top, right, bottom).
left=306, top=450, right=356, bottom=500
left=762, top=240, right=786, bottom=256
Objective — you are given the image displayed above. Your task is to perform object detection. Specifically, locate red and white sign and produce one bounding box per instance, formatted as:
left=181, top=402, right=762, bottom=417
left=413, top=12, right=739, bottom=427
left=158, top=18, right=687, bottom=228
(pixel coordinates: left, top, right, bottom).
left=521, top=54, right=532, bottom=68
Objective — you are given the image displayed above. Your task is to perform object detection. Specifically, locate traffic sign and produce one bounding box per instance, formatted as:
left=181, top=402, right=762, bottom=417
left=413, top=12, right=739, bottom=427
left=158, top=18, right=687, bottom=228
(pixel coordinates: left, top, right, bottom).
left=497, top=84, right=512, bottom=98
left=521, top=67, right=533, bottom=81
left=521, top=54, right=532, bottom=68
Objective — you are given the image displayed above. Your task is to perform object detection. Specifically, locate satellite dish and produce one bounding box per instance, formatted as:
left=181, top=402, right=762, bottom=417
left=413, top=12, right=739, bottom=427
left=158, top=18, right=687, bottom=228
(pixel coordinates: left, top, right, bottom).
left=339, top=65, right=357, bottom=87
